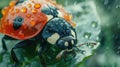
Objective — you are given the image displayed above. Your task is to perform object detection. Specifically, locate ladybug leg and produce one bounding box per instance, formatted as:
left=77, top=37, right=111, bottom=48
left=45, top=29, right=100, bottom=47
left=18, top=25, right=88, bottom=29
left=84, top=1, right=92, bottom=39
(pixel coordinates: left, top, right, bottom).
left=38, top=43, right=47, bottom=56
left=38, top=41, right=49, bottom=67
left=62, top=51, right=68, bottom=62
left=38, top=52, right=46, bottom=67
left=11, top=40, right=31, bottom=67
left=1, top=36, right=8, bottom=53
left=63, top=50, right=76, bottom=61
left=56, top=50, right=70, bottom=62
left=56, top=50, right=66, bottom=60
left=1, top=35, right=16, bottom=54
left=56, top=50, right=76, bottom=62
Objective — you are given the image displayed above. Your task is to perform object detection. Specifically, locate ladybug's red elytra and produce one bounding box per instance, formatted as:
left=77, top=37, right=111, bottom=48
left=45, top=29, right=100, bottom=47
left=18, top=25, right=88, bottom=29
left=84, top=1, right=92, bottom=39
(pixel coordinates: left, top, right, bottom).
left=0, top=0, right=76, bottom=40
left=0, top=0, right=77, bottom=67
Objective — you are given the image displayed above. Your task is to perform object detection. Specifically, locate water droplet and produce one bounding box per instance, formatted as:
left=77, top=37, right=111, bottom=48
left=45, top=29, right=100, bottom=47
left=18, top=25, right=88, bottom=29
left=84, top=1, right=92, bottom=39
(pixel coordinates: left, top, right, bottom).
left=1, top=8, right=6, bottom=15
left=21, top=7, right=27, bottom=13
left=9, top=1, right=16, bottom=6
left=97, top=42, right=100, bottom=45
left=32, top=9, right=38, bottom=14
left=83, top=32, right=91, bottom=39
left=30, top=20, right=36, bottom=26
left=26, top=14, right=31, bottom=18
left=96, top=36, right=100, bottom=41
left=28, top=4, right=32, bottom=8
left=15, top=9, right=20, bottom=13
left=34, top=4, right=41, bottom=9
left=91, top=21, right=98, bottom=28
left=80, top=50, right=86, bottom=54
left=18, top=31, right=24, bottom=39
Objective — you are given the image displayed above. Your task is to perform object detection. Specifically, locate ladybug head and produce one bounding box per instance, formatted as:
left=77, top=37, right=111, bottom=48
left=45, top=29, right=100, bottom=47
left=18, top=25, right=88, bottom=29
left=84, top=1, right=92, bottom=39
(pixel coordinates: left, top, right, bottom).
left=55, top=34, right=77, bottom=60
left=56, top=36, right=76, bottom=51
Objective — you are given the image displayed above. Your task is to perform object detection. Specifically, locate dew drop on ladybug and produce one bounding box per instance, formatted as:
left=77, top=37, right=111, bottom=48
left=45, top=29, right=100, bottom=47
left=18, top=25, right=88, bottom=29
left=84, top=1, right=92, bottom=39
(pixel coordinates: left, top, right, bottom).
left=21, top=7, right=27, bottom=13
left=34, top=4, right=41, bottom=9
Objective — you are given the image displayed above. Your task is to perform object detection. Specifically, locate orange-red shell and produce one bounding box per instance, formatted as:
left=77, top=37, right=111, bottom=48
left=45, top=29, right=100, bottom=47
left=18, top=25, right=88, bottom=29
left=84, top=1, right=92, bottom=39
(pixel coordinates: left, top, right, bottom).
left=0, top=0, right=76, bottom=40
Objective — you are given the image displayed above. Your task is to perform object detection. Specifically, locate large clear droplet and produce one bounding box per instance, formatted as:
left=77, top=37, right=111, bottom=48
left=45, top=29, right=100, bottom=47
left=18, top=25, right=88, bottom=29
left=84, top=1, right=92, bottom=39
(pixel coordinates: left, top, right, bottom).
left=83, top=32, right=91, bottom=39
left=91, top=21, right=98, bottom=28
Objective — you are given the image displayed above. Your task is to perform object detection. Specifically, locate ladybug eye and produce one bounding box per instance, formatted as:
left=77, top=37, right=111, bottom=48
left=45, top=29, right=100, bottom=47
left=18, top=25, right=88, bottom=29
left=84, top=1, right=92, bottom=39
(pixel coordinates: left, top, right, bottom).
left=13, top=16, right=24, bottom=30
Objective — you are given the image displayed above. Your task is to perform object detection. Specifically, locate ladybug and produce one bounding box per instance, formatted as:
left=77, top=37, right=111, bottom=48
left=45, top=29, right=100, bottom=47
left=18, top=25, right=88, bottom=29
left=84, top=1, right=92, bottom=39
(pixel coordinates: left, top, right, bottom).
left=0, top=0, right=77, bottom=67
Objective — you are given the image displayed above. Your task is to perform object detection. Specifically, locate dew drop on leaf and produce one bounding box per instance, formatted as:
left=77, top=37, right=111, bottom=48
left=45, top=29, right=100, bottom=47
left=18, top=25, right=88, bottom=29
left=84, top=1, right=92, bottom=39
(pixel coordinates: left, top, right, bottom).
left=91, top=21, right=98, bottom=28
left=83, top=32, right=91, bottom=39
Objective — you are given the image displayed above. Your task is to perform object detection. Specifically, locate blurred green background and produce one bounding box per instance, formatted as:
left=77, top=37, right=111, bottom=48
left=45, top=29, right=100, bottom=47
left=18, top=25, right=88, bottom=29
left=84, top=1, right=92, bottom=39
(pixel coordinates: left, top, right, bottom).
left=0, top=0, right=120, bottom=67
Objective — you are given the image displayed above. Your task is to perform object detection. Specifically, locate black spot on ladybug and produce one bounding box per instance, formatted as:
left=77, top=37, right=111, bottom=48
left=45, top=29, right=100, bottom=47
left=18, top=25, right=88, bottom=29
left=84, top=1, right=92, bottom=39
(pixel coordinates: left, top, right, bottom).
left=16, top=0, right=25, bottom=5
left=13, top=16, right=24, bottom=30
left=41, top=5, right=58, bottom=17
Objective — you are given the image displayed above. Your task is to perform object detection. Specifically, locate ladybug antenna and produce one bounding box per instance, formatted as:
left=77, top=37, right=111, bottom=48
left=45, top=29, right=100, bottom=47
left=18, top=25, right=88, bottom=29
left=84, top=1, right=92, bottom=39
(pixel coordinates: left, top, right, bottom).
left=73, top=42, right=97, bottom=51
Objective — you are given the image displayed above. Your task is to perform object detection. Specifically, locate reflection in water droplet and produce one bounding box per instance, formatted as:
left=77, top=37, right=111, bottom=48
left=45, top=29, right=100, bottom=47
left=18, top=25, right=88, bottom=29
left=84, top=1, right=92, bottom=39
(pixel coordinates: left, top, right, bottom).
left=91, top=21, right=98, bottom=28
left=83, top=32, right=91, bottom=39
left=80, top=50, right=86, bottom=54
